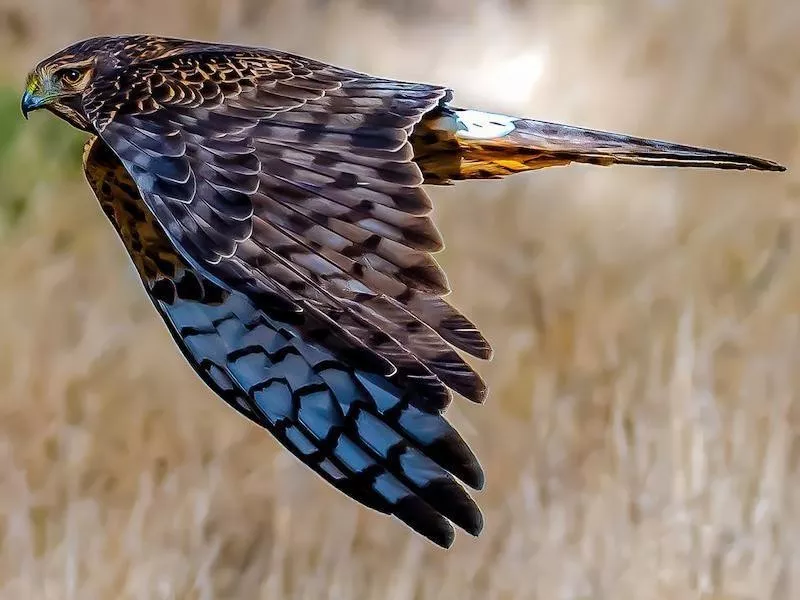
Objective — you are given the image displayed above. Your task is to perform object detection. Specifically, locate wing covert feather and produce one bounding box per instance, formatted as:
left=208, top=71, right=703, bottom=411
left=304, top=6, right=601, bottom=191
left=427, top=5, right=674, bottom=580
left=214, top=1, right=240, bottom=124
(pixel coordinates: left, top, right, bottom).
left=92, top=47, right=491, bottom=409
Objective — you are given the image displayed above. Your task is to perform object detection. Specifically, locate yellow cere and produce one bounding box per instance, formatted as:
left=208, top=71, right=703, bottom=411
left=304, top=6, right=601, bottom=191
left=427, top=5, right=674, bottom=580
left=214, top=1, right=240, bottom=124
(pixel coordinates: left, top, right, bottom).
left=25, top=73, right=40, bottom=95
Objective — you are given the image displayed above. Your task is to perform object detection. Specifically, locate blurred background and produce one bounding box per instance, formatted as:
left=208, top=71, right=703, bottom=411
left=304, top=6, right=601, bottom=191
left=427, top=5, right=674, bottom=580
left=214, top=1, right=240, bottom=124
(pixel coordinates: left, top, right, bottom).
left=0, top=0, right=798, bottom=598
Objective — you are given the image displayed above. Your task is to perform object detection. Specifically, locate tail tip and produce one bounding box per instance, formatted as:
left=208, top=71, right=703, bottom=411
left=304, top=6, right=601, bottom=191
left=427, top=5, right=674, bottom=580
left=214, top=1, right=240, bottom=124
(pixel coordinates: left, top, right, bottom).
left=748, top=156, right=787, bottom=172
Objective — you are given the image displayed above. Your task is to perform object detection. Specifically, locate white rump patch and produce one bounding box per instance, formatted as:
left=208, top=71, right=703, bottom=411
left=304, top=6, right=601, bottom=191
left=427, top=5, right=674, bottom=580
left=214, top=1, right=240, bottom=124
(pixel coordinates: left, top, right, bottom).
left=453, top=109, right=518, bottom=140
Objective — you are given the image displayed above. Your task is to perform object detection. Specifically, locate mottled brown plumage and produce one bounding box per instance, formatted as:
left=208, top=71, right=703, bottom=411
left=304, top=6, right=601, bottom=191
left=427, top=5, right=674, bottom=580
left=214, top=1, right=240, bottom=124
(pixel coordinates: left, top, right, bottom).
left=23, top=35, right=785, bottom=548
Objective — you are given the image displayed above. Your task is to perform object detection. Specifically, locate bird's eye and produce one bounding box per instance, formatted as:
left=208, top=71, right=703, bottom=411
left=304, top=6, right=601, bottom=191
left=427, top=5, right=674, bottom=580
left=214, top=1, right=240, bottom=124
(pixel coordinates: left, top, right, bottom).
left=59, top=69, right=83, bottom=85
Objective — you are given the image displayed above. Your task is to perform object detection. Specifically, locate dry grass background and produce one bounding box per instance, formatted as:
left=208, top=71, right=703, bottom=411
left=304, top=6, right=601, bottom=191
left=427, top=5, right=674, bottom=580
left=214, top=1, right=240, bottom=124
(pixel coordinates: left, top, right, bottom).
left=0, top=0, right=798, bottom=598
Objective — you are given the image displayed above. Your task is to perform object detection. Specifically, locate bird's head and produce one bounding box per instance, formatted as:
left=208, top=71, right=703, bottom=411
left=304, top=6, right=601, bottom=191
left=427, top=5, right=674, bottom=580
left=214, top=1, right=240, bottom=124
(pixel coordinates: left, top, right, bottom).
left=21, top=52, right=98, bottom=131
left=21, top=35, right=189, bottom=132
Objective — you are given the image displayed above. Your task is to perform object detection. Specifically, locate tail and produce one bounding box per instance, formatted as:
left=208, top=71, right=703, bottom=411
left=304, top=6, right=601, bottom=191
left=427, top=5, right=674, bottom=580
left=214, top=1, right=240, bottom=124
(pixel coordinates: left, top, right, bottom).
left=411, top=107, right=786, bottom=183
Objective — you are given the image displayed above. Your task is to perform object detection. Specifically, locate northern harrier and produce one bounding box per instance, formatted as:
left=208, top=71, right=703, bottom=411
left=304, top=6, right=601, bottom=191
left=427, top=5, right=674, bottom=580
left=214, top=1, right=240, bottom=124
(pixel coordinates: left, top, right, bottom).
left=22, top=35, right=785, bottom=548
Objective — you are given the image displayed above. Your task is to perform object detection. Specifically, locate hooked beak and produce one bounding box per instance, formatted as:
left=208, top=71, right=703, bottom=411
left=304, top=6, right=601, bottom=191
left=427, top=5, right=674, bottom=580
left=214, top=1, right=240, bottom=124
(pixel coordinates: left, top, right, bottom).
left=21, top=89, right=46, bottom=120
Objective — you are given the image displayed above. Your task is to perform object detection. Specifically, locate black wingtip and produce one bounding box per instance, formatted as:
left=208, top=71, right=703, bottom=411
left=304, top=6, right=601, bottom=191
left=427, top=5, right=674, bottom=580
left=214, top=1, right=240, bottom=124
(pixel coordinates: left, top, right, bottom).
left=421, top=478, right=484, bottom=537
left=395, top=496, right=455, bottom=548
left=470, top=463, right=486, bottom=491
left=467, top=508, right=485, bottom=537
left=422, top=431, right=485, bottom=490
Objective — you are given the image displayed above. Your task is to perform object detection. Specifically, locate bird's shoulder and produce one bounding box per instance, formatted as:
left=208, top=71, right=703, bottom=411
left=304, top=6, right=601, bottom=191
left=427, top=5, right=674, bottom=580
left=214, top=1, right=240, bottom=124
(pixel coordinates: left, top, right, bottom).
left=83, top=136, right=191, bottom=297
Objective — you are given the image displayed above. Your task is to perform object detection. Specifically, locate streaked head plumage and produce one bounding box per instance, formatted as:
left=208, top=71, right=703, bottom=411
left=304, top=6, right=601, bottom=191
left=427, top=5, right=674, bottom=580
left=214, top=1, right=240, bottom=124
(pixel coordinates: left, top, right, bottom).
left=20, top=35, right=181, bottom=131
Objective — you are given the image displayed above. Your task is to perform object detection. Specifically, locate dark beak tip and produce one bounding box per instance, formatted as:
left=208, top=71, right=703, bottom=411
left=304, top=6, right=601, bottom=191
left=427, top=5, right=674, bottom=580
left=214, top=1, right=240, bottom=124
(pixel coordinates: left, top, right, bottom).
left=21, top=91, right=38, bottom=120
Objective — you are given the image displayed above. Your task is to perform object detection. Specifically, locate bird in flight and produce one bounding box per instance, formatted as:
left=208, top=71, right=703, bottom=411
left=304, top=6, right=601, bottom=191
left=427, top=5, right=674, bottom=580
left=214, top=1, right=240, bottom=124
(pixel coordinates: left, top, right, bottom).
left=22, top=35, right=785, bottom=548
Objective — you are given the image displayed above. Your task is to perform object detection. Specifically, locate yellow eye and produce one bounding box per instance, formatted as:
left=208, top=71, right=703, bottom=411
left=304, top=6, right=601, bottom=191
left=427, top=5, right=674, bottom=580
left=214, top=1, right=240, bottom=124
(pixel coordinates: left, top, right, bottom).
left=59, top=68, right=83, bottom=85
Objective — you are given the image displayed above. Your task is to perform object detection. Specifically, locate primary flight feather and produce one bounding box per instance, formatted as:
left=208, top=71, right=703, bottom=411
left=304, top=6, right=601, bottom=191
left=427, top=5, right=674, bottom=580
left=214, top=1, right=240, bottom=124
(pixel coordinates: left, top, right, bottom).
left=21, top=35, right=785, bottom=548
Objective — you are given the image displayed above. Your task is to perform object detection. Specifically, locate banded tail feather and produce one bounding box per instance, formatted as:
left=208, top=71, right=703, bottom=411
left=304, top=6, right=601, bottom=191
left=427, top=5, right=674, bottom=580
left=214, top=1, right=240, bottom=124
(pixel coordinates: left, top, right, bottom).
left=412, top=107, right=786, bottom=183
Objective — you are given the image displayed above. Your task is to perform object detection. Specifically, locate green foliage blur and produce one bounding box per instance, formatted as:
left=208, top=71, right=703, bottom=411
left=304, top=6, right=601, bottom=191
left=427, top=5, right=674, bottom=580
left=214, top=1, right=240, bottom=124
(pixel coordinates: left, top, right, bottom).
left=0, top=86, right=85, bottom=236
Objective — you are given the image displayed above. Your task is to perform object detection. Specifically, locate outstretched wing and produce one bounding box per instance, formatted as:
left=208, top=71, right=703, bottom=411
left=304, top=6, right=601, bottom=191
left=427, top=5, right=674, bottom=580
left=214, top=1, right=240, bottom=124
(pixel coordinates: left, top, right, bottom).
left=83, top=136, right=484, bottom=547
left=89, top=46, right=492, bottom=417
